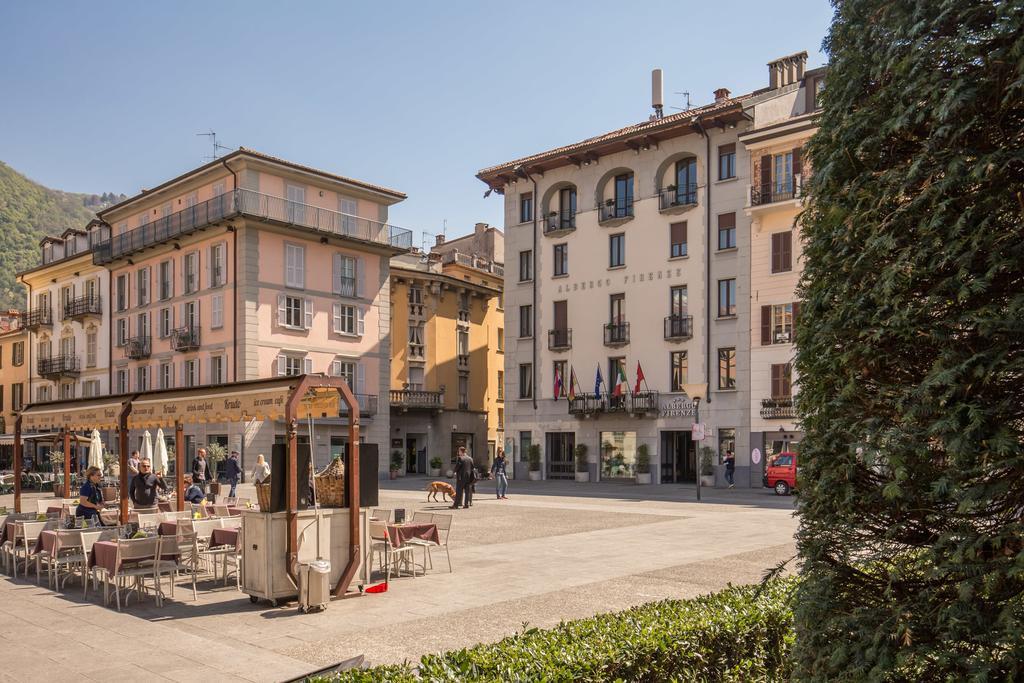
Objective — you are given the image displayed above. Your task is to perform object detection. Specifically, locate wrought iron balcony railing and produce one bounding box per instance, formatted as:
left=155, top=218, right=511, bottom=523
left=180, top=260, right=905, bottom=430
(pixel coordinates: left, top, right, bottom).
left=760, top=397, right=796, bottom=420
left=664, top=315, right=693, bottom=341
left=125, top=336, right=151, bottom=360
left=22, top=308, right=52, bottom=330
left=751, top=175, right=803, bottom=206
left=93, top=188, right=414, bottom=265
left=658, top=184, right=698, bottom=211
left=171, top=326, right=201, bottom=352
left=335, top=276, right=356, bottom=298
left=390, top=389, right=444, bottom=410
left=567, top=391, right=660, bottom=416
left=598, top=200, right=634, bottom=224
left=603, top=322, right=630, bottom=346
left=544, top=211, right=576, bottom=235
left=548, top=328, right=572, bottom=351
left=63, top=295, right=102, bottom=320
left=38, top=354, right=80, bottom=379
left=338, top=393, right=378, bottom=416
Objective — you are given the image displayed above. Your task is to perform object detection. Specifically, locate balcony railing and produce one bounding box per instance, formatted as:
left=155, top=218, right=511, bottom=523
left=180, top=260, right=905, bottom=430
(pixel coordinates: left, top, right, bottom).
left=603, top=322, right=630, bottom=346
left=457, top=310, right=470, bottom=323
left=543, top=211, right=576, bottom=235
left=664, top=315, right=693, bottom=341
left=63, top=295, right=102, bottom=320
left=598, top=200, right=634, bottom=224
left=751, top=176, right=803, bottom=206
left=441, top=252, right=504, bottom=276
left=760, top=397, right=796, bottom=420
left=22, top=308, right=52, bottom=330
left=38, top=354, right=80, bottom=379
left=548, top=328, right=572, bottom=351
left=93, top=188, right=414, bottom=265
left=336, top=276, right=356, bottom=298
left=171, top=326, right=201, bottom=352
left=568, top=391, right=660, bottom=416
left=457, top=354, right=469, bottom=369
left=390, top=389, right=444, bottom=410
left=658, top=184, right=698, bottom=211
left=338, top=393, right=379, bottom=416
left=125, top=336, right=152, bottom=360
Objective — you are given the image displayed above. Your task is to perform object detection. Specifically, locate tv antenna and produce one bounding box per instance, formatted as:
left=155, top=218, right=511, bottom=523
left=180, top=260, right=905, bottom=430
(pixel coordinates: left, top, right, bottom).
left=197, top=130, right=231, bottom=160
left=668, top=91, right=692, bottom=111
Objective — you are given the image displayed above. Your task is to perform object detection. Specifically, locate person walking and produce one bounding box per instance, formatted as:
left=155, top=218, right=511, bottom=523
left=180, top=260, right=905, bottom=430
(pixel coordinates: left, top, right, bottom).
left=251, top=454, right=270, bottom=484
left=191, top=448, right=211, bottom=494
left=224, top=450, right=242, bottom=498
left=450, top=446, right=474, bottom=509
left=491, top=449, right=509, bottom=500
left=724, top=450, right=736, bottom=488
left=127, top=450, right=141, bottom=477
left=129, top=458, right=167, bottom=508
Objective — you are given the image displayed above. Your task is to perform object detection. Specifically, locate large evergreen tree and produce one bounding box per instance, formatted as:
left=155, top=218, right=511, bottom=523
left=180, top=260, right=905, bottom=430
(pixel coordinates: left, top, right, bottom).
left=794, top=0, right=1024, bottom=679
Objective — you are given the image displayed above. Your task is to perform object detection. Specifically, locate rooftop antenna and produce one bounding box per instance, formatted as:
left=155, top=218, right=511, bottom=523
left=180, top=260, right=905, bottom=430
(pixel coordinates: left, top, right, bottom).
left=669, top=91, right=693, bottom=112
left=197, top=130, right=231, bottom=161
left=651, top=69, right=664, bottom=120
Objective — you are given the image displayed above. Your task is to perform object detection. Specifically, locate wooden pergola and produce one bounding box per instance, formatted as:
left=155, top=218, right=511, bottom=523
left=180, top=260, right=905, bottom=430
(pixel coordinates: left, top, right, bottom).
left=14, top=374, right=362, bottom=597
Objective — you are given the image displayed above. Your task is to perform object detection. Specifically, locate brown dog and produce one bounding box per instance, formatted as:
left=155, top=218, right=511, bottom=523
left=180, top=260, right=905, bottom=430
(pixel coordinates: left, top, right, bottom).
left=426, top=481, right=456, bottom=502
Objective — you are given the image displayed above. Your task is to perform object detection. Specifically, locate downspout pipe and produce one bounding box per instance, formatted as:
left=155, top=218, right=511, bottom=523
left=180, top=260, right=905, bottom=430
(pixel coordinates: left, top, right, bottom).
left=514, top=165, right=538, bottom=412
left=220, top=157, right=239, bottom=385
left=694, top=119, right=713, bottom=405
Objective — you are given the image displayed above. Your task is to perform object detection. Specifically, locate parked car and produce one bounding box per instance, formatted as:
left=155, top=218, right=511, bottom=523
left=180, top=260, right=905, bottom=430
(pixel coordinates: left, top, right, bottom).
left=763, top=451, right=798, bottom=495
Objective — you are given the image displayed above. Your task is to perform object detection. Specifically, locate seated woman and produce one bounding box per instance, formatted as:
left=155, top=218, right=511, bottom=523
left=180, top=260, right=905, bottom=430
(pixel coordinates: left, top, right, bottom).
left=183, top=475, right=206, bottom=505
left=76, top=465, right=105, bottom=523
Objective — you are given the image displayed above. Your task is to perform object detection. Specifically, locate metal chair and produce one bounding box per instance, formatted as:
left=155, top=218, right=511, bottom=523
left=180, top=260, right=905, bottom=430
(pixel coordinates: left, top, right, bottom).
left=406, top=512, right=453, bottom=573
left=367, top=519, right=416, bottom=581
left=136, top=513, right=161, bottom=531
left=370, top=508, right=393, bottom=522
left=107, top=536, right=165, bottom=610
left=11, top=520, right=48, bottom=579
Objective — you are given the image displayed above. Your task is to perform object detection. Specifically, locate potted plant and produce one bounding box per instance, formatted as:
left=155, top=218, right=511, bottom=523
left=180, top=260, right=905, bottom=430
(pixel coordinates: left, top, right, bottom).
left=574, top=443, right=589, bottom=483
left=205, top=442, right=227, bottom=495
left=700, top=446, right=716, bottom=488
left=103, top=450, right=119, bottom=479
left=390, top=450, right=403, bottom=480
left=48, top=450, right=65, bottom=496
left=527, top=444, right=542, bottom=481
left=635, top=443, right=652, bottom=484
left=429, top=456, right=442, bottom=478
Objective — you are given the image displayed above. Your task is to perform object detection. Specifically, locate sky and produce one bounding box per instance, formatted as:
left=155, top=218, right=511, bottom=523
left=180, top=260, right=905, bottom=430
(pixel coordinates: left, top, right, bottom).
left=0, top=1, right=832, bottom=249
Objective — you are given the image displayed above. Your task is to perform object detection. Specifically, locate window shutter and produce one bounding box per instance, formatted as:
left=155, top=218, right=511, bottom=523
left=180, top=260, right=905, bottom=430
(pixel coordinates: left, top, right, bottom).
left=792, top=301, right=801, bottom=333
left=332, top=303, right=342, bottom=333
left=355, top=257, right=364, bottom=298
left=276, top=355, right=286, bottom=376
left=356, top=307, right=365, bottom=335
left=760, top=154, right=771, bottom=191
left=783, top=363, right=792, bottom=398
left=303, top=357, right=313, bottom=374
left=771, top=233, right=781, bottom=273
left=277, top=294, right=286, bottom=326
left=761, top=305, right=772, bottom=346
left=792, top=147, right=802, bottom=176
left=356, top=362, right=365, bottom=394
left=297, top=247, right=305, bottom=288
left=303, top=299, right=313, bottom=329
left=332, top=253, right=342, bottom=294
left=782, top=231, right=792, bottom=271
left=196, top=300, right=201, bottom=329
left=771, top=364, right=782, bottom=398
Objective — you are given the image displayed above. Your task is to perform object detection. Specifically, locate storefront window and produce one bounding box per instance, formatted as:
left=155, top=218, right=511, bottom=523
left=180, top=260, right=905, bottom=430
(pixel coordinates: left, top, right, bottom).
left=600, top=431, right=637, bottom=479
left=718, top=428, right=736, bottom=464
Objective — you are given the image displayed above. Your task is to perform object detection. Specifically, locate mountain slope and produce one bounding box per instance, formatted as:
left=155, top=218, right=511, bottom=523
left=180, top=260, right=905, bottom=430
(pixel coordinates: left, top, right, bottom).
left=0, top=161, right=124, bottom=310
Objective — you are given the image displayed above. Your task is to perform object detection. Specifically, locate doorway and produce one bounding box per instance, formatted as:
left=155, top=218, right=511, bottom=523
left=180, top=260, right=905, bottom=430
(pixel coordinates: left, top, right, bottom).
left=660, top=431, right=694, bottom=483
left=451, top=433, right=475, bottom=467
left=545, top=432, right=575, bottom=479
left=406, top=434, right=425, bottom=474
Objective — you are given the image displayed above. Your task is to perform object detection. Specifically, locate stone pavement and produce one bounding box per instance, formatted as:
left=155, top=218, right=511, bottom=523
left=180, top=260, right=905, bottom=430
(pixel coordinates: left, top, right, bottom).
left=1, top=479, right=797, bottom=681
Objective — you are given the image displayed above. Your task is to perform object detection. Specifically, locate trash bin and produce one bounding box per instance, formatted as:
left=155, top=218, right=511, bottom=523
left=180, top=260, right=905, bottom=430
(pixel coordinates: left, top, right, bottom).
left=298, top=560, right=331, bottom=613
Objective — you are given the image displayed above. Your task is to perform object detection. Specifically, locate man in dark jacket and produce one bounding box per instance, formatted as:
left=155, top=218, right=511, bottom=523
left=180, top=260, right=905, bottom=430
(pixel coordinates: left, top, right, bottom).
left=224, top=451, right=242, bottom=498
left=451, top=447, right=475, bottom=509
left=129, top=458, right=167, bottom=508
left=192, top=448, right=211, bottom=494
left=183, top=474, right=205, bottom=504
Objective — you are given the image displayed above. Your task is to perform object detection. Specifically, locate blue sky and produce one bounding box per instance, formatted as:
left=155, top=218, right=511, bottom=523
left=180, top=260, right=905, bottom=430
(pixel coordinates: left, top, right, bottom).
left=0, top=1, right=832, bottom=248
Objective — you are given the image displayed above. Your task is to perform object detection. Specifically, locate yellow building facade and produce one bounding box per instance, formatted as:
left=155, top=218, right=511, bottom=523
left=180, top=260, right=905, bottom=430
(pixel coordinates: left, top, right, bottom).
left=0, top=313, right=28, bottom=467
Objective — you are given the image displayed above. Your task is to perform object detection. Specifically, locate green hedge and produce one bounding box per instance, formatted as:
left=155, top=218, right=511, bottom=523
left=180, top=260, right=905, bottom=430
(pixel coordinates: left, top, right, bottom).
left=317, top=579, right=796, bottom=682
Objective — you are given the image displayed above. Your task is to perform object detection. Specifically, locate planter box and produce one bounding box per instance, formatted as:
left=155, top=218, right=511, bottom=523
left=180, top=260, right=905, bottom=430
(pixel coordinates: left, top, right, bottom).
left=700, top=475, right=715, bottom=488
left=389, top=470, right=399, bottom=480
left=635, top=472, right=652, bottom=485
left=575, top=471, right=590, bottom=483
left=528, top=470, right=542, bottom=481
left=428, top=467, right=441, bottom=477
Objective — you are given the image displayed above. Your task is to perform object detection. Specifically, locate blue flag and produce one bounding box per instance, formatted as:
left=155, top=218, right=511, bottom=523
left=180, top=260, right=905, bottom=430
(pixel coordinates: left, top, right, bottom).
left=594, top=364, right=604, bottom=398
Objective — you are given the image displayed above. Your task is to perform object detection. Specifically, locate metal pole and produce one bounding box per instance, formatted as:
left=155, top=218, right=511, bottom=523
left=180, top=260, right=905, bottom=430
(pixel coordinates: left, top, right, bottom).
left=695, top=400, right=702, bottom=502
left=175, top=420, right=185, bottom=512
left=64, top=429, right=72, bottom=498
left=13, top=416, right=22, bottom=513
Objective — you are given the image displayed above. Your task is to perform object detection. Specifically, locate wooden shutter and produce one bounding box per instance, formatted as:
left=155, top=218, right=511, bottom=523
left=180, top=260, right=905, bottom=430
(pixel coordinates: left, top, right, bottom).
left=356, top=362, right=365, bottom=394
left=276, top=355, right=286, bottom=376
left=771, top=233, right=780, bottom=273
left=553, top=300, right=567, bottom=331
left=277, top=294, right=287, bottom=326
left=792, top=147, right=802, bottom=176
left=670, top=222, right=686, bottom=249
left=355, top=257, right=364, bottom=298
left=332, top=303, right=342, bottom=333
left=760, top=154, right=771, bottom=191
left=772, top=364, right=793, bottom=398
left=332, top=253, right=342, bottom=295
left=356, top=307, right=365, bottom=335
left=303, top=299, right=314, bottom=329
left=761, top=305, right=772, bottom=345
left=303, top=357, right=313, bottom=374
left=781, top=231, right=792, bottom=271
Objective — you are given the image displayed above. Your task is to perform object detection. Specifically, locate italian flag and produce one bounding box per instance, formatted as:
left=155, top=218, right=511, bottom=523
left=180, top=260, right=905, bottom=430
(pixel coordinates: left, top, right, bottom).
left=611, top=361, right=629, bottom=397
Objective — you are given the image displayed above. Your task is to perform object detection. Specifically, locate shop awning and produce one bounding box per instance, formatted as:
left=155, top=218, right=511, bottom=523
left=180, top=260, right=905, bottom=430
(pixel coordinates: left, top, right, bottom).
left=19, top=397, right=129, bottom=432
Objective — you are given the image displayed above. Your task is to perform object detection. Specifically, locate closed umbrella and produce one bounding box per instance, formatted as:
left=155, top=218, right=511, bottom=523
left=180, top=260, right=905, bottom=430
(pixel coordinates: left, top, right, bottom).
left=142, top=430, right=154, bottom=468
left=154, top=428, right=169, bottom=476
left=88, top=429, right=104, bottom=473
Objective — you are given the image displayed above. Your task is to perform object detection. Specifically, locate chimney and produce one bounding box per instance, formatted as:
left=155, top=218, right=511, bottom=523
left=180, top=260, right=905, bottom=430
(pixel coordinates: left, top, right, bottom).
left=714, top=88, right=731, bottom=103
left=475, top=222, right=488, bottom=235
left=767, top=51, right=808, bottom=89
left=435, top=234, right=445, bottom=246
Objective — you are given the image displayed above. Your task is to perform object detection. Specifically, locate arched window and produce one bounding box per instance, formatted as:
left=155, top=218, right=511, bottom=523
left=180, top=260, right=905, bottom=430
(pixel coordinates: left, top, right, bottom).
left=674, top=158, right=698, bottom=204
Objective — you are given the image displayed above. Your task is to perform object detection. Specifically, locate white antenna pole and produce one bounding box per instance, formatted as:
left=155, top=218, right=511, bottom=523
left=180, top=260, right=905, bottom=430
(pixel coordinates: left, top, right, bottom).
left=651, top=69, right=664, bottom=119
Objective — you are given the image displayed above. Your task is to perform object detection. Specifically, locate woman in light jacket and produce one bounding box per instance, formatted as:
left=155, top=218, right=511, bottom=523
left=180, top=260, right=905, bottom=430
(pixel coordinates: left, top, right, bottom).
left=251, top=454, right=271, bottom=484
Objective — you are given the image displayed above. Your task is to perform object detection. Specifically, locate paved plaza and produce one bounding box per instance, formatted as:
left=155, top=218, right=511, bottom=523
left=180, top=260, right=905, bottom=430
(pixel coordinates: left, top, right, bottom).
left=1, top=479, right=797, bottom=682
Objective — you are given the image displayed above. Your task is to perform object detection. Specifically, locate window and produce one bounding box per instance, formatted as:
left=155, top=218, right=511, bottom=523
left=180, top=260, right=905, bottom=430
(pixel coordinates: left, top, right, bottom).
left=13, top=341, right=24, bottom=366
left=277, top=354, right=309, bottom=377
left=330, top=359, right=356, bottom=387
left=159, top=260, right=173, bottom=300
left=12, top=383, right=23, bottom=411
left=333, top=254, right=358, bottom=297
left=116, top=274, right=128, bottom=311
left=407, top=365, right=424, bottom=391
left=761, top=303, right=795, bottom=344
left=136, top=366, right=149, bottom=392
left=553, top=360, right=567, bottom=398
left=600, top=431, right=638, bottom=479
left=497, top=407, right=504, bottom=430
left=116, top=369, right=128, bottom=394
left=718, top=212, right=736, bottom=250
left=60, top=335, right=75, bottom=358
left=497, top=370, right=504, bottom=400
left=116, top=318, right=128, bottom=346
left=458, top=291, right=470, bottom=312
left=82, top=380, right=99, bottom=398
left=518, top=363, right=533, bottom=399
left=183, top=359, right=199, bottom=387
left=718, top=143, right=736, bottom=180
left=408, top=323, right=425, bottom=358
left=137, top=266, right=150, bottom=306
left=457, top=329, right=469, bottom=357
left=718, top=348, right=736, bottom=390
left=519, top=431, right=532, bottom=464
left=671, top=351, right=688, bottom=391
left=519, top=250, right=533, bottom=282
left=86, top=331, right=97, bottom=367
left=333, top=302, right=364, bottom=335
left=497, top=327, right=504, bottom=352
left=458, top=374, right=469, bottom=409
left=771, top=363, right=793, bottom=399
left=338, top=196, right=359, bottom=234
left=184, top=251, right=199, bottom=294
left=211, top=293, right=224, bottom=329
left=37, top=385, right=51, bottom=403
left=718, top=428, right=736, bottom=464
left=613, top=173, right=634, bottom=217
left=160, top=362, right=173, bottom=389
left=674, top=158, right=697, bottom=202
left=718, top=279, right=736, bottom=317
left=136, top=312, right=149, bottom=339
left=553, top=243, right=568, bottom=277
left=184, top=300, right=199, bottom=328
left=609, top=233, right=625, bottom=267
left=210, top=243, right=226, bottom=287
left=771, top=231, right=793, bottom=273
left=38, top=339, right=51, bottom=360
left=159, top=307, right=172, bottom=338
left=558, top=187, right=577, bottom=228
left=285, top=243, right=305, bottom=288
left=609, top=293, right=625, bottom=324
left=670, top=286, right=688, bottom=316
left=60, top=285, right=72, bottom=315
left=519, top=305, right=533, bottom=338
left=210, top=355, right=225, bottom=384
left=278, top=295, right=312, bottom=329
left=243, top=169, right=259, bottom=191
left=60, top=382, right=74, bottom=400
left=774, top=152, right=794, bottom=194
left=670, top=222, right=687, bottom=258
left=519, top=192, right=533, bottom=223
left=85, top=278, right=98, bottom=303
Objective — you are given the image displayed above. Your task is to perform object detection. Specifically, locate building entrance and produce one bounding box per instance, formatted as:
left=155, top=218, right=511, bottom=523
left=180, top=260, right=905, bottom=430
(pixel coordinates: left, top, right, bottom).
left=545, top=432, right=575, bottom=479
left=660, top=431, right=695, bottom=483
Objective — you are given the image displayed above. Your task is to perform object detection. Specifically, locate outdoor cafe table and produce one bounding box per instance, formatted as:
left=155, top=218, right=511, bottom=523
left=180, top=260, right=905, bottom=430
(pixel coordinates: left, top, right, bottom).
left=386, top=522, right=439, bottom=548
left=209, top=527, right=240, bottom=551
left=88, top=539, right=178, bottom=576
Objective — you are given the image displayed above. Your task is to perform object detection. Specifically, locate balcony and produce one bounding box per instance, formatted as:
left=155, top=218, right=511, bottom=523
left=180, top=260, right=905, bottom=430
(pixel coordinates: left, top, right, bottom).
left=22, top=308, right=52, bottom=330
left=63, top=295, right=102, bottom=321
left=658, top=184, right=698, bottom=213
left=603, top=322, right=630, bottom=347
left=664, top=315, right=693, bottom=341
left=457, top=354, right=469, bottom=369
left=750, top=176, right=803, bottom=207
left=760, top=397, right=796, bottom=420
left=339, top=393, right=379, bottom=417
left=457, top=310, right=470, bottom=324
left=93, top=188, right=414, bottom=265
left=125, top=336, right=152, bottom=360
left=441, top=252, right=504, bottom=276
left=548, top=328, right=572, bottom=351
left=171, top=326, right=201, bottom=352
left=390, top=389, right=444, bottom=411
left=38, top=354, right=80, bottom=379
left=568, top=391, right=660, bottom=417
left=336, top=276, right=356, bottom=298
left=598, top=200, right=634, bottom=226
left=543, top=211, right=576, bottom=236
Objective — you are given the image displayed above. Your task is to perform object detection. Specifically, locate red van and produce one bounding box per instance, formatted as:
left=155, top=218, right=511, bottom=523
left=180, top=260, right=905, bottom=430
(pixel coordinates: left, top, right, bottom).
left=763, top=452, right=798, bottom=495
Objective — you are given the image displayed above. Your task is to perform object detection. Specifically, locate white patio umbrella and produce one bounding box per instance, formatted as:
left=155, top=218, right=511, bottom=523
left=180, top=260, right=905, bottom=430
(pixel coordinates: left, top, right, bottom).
left=88, top=429, right=104, bottom=473
left=154, top=428, right=169, bottom=475
left=142, top=430, right=154, bottom=469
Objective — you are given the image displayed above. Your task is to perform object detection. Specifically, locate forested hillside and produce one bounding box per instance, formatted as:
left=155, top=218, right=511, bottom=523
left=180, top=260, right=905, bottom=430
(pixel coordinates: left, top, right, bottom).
left=0, top=161, right=124, bottom=309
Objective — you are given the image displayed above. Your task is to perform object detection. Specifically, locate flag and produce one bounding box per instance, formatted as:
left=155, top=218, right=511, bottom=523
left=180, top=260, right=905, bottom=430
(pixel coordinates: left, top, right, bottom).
left=634, top=361, right=646, bottom=396
left=567, top=366, right=578, bottom=402
left=553, top=364, right=564, bottom=399
left=594, top=364, right=604, bottom=398
left=611, top=360, right=629, bottom=397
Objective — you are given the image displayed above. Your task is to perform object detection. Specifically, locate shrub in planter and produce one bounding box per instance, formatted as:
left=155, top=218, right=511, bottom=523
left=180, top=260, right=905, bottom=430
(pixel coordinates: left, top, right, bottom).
left=205, top=442, right=227, bottom=494
left=527, top=444, right=542, bottom=480
left=574, top=443, right=589, bottom=482
left=389, top=450, right=403, bottom=479
left=429, top=456, right=442, bottom=477
left=635, top=443, right=651, bottom=484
